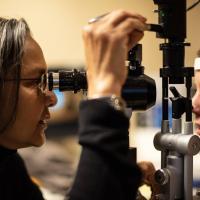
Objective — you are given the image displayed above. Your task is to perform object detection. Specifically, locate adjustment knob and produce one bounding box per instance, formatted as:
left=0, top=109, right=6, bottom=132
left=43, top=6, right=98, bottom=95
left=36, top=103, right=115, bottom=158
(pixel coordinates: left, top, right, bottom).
left=155, top=169, right=169, bottom=185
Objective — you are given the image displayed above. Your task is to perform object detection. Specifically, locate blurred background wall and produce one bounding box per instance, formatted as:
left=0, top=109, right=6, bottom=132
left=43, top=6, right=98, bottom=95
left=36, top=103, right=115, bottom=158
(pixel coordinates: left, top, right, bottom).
left=1, top=0, right=200, bottom=197
left=1, top=0, right=199, bottom=123
left=0, top=0, right=199, bottom=72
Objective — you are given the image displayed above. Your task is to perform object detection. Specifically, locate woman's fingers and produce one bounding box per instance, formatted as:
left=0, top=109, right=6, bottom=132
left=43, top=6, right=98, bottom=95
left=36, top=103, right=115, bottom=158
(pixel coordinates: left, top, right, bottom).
left=82, top=10, right=147, bottom=98
left=105, top=10, right=147, bottom=26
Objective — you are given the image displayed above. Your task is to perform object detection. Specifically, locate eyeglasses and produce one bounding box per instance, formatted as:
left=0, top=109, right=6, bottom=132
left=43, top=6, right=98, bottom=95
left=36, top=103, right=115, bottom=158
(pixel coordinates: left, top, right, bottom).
left=3, top=73, right=48, bottom=94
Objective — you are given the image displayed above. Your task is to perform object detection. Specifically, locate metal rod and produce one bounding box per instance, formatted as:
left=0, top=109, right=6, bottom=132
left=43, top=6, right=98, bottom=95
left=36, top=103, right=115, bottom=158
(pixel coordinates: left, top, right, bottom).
left=184, top=122, right=193, bottom=200
left=184, top=155, right=193, bottom=200
left=162, top=77, right=169, bottom=121
left=161, top=120, right=170, bottom=168
left=186, top=77, right=192, bottom=122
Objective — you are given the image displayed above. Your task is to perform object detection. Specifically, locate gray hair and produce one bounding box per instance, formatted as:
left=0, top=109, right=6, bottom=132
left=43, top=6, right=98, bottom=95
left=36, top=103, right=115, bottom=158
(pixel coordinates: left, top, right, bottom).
left=0, top=17, right=30, bottom=133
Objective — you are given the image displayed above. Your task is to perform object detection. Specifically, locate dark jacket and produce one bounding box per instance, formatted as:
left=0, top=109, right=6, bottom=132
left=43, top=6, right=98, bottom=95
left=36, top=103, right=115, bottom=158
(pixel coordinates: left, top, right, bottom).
left=0, top=147, right=44, bottom=200
left=0, top=99, right=142, bottom=200
left=68, top=99, right=142, bottom=200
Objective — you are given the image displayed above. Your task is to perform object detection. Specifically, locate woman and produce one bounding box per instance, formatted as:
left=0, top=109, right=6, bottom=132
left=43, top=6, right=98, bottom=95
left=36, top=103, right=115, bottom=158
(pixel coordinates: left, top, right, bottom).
left=0, top=11, right=149, bottom=200
left=0, top=17, right=57, bottom=199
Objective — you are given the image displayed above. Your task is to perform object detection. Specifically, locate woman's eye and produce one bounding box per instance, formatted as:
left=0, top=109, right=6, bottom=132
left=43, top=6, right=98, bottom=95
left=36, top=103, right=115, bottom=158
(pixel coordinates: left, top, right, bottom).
left=34, top=79, right=41, bottom=84
left=23, top=79, right=40, bottom=87
left=32, top=79, right=41, bottom=87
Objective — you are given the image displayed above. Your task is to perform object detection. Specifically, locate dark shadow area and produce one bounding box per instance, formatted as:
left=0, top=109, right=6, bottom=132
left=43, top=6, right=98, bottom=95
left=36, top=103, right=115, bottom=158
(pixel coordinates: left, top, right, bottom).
left=46, top=120, right=79, bottom=138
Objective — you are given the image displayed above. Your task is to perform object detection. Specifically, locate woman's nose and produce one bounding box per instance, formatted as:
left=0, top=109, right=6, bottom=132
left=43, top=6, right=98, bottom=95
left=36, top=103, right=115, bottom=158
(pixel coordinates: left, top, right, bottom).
left=45, top=91, right=58, bottom=107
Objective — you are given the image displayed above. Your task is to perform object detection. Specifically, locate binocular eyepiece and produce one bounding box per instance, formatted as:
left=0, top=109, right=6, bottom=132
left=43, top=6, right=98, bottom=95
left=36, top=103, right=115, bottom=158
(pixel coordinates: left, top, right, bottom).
left=48, top=44, right=157, bottom=111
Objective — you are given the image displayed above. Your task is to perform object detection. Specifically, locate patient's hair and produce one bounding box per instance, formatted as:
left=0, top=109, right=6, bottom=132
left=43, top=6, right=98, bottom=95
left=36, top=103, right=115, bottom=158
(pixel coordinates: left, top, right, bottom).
left=197, top=49, right=200, bottom=57
left=0, top=17, right=30, bottom=133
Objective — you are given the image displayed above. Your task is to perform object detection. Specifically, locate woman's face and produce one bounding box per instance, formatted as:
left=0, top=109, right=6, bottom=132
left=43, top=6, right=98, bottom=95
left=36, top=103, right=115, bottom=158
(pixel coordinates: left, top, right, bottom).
left=0, top=35, right=57, bottom=149
left=193, top=71, right=200, bottom=135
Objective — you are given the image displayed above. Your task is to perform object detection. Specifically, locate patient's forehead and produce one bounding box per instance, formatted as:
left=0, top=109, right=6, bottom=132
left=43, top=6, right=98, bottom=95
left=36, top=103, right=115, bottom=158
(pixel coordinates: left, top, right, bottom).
left=21, top=35, right=47, bottom=78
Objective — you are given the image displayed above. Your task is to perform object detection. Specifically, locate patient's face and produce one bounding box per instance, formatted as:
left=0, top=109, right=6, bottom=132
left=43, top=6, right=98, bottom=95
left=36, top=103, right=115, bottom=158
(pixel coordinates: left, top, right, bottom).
left=192, top=71, right=200, bottom=135
left=0, top=35, right=57, bottom=149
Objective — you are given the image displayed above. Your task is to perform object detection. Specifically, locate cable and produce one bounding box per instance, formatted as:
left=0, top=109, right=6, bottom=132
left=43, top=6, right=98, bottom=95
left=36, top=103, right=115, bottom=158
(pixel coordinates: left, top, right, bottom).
left=187, top=0, right=200, bottom=11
